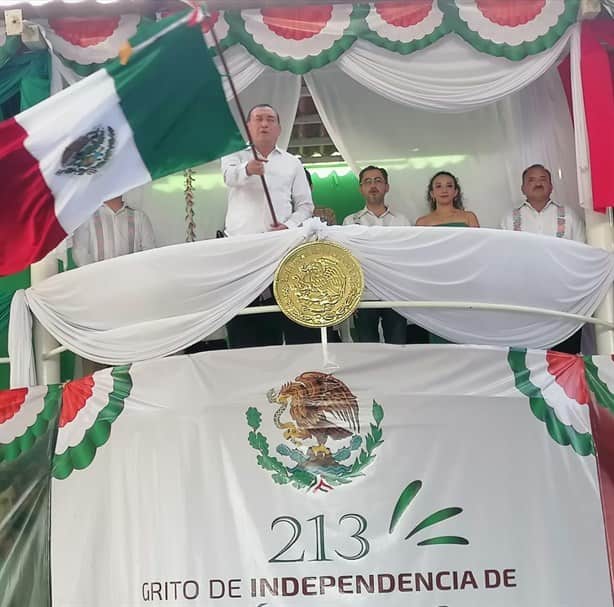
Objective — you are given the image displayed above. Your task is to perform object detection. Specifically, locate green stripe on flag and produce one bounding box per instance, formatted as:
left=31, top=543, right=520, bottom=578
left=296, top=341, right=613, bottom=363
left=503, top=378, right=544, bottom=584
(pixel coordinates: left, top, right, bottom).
left=106, top=14, right=244, bottom=180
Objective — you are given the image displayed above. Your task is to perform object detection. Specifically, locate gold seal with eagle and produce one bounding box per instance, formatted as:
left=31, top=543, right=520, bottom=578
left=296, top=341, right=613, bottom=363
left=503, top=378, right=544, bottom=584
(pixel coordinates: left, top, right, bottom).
left=273, top=241, right=363, bottom=328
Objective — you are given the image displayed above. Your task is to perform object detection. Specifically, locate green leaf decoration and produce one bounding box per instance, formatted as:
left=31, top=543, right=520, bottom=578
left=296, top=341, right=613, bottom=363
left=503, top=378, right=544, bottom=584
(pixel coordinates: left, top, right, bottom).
left=405, top=506, right=463, bottom=540
left=372, top=400, right=384, bottom=425
left=417, top=536, right=469, bottom=546
left=248, top=430, right=268, bottom=453
left=389, top=480, right=422, bottom=534
left=246, top=407, right=262, bottom=430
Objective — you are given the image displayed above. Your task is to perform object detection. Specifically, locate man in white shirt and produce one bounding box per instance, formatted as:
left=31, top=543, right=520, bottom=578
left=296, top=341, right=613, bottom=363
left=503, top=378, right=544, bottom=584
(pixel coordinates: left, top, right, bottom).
left=500, top=164, right=585, bottom=243
left=72, top=195, right=155, bottom=266
left=222, top=104, right=314, bottom=236
left=221, top=104, right=315, bottom=348
left=501, top=164, right=586, bottom=354
left=343, top=166, right=410, bottom=344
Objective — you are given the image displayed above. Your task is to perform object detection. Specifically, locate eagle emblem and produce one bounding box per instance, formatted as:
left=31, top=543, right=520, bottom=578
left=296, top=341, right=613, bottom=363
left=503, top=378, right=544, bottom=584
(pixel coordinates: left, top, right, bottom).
left=56, top=126, right=116, bottom=176
left=246, top=372, right=384, bottom=492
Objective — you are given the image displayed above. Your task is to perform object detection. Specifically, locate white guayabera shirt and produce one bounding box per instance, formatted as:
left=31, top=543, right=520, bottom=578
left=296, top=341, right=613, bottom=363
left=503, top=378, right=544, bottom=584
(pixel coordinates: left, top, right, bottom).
left=343, top=207, right=411, bottom=227
left=500, top=200, right=586, bottom=243
left=72, top=202, right=156, bottom=266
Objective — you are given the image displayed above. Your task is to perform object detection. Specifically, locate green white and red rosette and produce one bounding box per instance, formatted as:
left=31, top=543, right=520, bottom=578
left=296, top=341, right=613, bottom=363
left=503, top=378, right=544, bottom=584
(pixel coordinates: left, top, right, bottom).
left=0, top=384, right=61, bottom=464
left=508, top=349, right=593, bottom=456
left=584, top=355, right=614, bottom=413
left=226, top=4, right=368, bottom=74
left=38, top=15, right=143, bottom=78
left=53, top=365, right=132, bottom=480
left=361, top=1, right=448, bottom=54
left=42, top=15, right=141, bottom=64
left=446, top=0, right=580, bottom=60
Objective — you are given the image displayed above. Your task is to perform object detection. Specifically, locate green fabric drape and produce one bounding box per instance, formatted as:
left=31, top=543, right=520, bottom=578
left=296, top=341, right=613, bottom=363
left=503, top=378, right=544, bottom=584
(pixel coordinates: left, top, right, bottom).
left=0, top=290, right=12, bottom=333
left=0, top=51, right=50, bottom=120
left=0, top=35, right=21, bottom=70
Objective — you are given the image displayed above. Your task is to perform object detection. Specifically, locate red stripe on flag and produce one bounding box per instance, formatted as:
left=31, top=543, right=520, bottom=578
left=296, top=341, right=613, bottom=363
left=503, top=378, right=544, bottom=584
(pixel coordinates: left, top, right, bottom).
left=0, top=118, right=66, bottom=276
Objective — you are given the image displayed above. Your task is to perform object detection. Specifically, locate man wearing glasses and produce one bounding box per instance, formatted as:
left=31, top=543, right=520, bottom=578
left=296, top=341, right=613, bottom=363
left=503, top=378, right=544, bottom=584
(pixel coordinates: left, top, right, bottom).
left=343, top=165, right=410, bottom=344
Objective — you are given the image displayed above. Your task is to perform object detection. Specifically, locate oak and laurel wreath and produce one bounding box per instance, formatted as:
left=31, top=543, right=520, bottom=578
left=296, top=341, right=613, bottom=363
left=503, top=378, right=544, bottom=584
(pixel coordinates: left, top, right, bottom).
left=246, top=400, right=384, bottom=490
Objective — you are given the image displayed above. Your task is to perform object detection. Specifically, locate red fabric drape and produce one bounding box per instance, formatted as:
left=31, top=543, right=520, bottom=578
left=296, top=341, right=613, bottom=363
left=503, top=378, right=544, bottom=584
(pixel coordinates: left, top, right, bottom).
left=581, top=20, right=614, bottom=212
left=558, top=55, right=573, bottom=119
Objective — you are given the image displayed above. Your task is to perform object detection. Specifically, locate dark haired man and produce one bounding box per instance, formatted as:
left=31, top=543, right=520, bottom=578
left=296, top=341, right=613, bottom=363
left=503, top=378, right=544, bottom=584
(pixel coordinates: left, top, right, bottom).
left=222, top=104, right=313, bottom=236
left=343, top=166, right=410, bottom=344
left=500, top=164, right=585, bottom=242
left=221, top=104, right=315, bottom=348
left=501, top=164, right=586, bottom=354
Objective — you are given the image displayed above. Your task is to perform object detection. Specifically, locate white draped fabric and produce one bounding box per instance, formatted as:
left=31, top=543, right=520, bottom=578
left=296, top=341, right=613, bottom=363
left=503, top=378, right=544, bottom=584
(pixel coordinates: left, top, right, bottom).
left=570, top=26, right=593, bottom=209
left=8, top=223, right=614, bottom=387
left=335, top=31, right=572, bottom=113
left=8, top=291, right=36, bottom=388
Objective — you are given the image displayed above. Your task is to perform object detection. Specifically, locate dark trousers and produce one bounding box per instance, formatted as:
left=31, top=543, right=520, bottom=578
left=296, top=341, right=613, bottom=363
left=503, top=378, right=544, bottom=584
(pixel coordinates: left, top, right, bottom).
left=227, top=297, right=320, bottom=348
left=407, top=323, right=429, bottom=344
left=551, top=329, right=583, bottom=355
left=354, top=309, right=407, bottom=344
left=184, top=339, right=227, bottom=354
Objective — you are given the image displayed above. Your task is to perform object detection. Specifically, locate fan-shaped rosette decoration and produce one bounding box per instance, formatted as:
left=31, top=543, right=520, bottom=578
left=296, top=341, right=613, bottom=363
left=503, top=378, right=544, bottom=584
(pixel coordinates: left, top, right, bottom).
left=226, top=4, right=368, bottom=74
left=42, top=15, right=141, bottom=64
left=53, top=365, right=132, bottom=480
left=584, top=355, right=614, bottom=412
left=0, top=384, right=61, bottom=464
left=361, top=1, right=448, bottom=54
left=157, top=9, right=234, bottom=54
left=508, top=349, right=593, bottom=455
left=446, top=0, right=580, bottom=60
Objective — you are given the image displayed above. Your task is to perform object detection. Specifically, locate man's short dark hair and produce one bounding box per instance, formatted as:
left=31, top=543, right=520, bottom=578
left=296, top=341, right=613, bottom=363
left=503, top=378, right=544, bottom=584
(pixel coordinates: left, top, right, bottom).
left=522, top=164, right=552, bottom=184
left=247, top=103, right=280, bottom=124
left=359, top=165, right=388, bottom=184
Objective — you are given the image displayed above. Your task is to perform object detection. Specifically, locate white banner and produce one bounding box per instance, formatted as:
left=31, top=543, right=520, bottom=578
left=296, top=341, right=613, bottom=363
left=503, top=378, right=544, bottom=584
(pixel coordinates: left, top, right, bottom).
left=50, top=344, right=613, bottom=606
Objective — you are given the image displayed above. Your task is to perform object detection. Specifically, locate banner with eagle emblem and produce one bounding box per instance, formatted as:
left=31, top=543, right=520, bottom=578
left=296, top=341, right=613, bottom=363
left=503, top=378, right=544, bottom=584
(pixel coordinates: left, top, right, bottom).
left=2, top=344, right=614, bottom=606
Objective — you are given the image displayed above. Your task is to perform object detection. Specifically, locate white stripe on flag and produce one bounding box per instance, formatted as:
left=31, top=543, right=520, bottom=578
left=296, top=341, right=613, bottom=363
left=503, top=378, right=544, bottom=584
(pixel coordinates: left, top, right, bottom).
left=16, top=69, right=151, bottom=234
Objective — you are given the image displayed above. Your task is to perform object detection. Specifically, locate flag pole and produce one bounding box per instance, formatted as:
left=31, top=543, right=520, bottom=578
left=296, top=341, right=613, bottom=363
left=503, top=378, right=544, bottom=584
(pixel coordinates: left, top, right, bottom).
left=198, top=2, right=280, bottom=227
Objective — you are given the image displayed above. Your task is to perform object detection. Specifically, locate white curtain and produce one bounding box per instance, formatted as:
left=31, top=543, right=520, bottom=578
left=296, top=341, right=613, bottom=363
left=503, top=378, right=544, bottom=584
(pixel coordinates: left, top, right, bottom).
left=8, top=291, right=36, bottom=388
left=570, top=25, right=593, bottom=209
left=305, top=54, right=578, bottom=228
left=334, top=31, right=572, bottom=112
left=9, top=223, right=614, bottom=387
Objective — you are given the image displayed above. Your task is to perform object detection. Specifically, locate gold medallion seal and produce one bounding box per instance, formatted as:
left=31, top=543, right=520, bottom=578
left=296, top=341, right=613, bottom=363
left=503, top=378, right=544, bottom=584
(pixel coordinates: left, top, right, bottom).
left=274, top=241, right=364, bottom=328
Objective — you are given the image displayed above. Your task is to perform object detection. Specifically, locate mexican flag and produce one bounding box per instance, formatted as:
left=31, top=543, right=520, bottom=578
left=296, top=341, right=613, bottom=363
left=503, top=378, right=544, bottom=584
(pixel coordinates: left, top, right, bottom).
left=0, top=14, right=244, bottom=276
